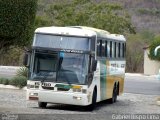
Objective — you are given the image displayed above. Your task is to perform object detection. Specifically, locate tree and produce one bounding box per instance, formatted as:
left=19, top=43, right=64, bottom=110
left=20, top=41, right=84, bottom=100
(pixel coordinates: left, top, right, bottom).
left=149, top=36, right=160, bottom=61
left=34, top=16, right=52, bottom=29
left=126, top=34, right=145, bottom=72
left=44, top=0, right=135, bottom=34
left=0, top=0, right=38, bottom=50
left=126, top=31, right=155, bottom=73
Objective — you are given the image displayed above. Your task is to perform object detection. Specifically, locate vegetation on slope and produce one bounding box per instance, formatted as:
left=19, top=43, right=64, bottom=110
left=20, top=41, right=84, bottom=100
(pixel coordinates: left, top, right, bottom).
left=0, top=0, right=160, bottom=73
left=0, top=0, right=37, bottom=50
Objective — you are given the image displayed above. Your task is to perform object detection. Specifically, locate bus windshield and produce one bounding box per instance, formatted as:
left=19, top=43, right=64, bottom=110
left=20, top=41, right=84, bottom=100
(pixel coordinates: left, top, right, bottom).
left=31, top=52, right=58, bottom=82
left=30, top=52, right=89, bottom=84
left=57, top=53, right=88, bottom=84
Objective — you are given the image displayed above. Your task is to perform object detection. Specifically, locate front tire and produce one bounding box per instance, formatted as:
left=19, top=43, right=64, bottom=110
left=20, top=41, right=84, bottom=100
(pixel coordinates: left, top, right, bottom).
left=85, top=89, right=97, bottom=111
left=38, top=102, right=47, bottom=108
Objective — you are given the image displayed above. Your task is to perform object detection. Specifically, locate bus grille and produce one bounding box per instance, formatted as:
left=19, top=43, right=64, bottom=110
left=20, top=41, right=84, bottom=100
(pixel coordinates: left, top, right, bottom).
left=57, top=88, right=70, bottom=91
left=42, top=86, right=54, bottom=90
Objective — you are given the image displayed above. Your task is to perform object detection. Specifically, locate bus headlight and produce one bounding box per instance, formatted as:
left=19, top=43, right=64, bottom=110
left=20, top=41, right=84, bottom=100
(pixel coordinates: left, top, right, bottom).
left=29, top=92, right=38, bottom=96
left=73, top=96, right=82, bottom=100
left=72, top=88, right=81, bottom=92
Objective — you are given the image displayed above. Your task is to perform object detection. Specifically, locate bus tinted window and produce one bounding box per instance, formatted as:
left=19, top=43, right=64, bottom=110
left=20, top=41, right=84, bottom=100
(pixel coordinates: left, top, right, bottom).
left=105, top=41, right=108, bottom=57
left=118, top=43, right=121, bottom=58
left=102, top=41, right=105, bottom=56
left=124, top=43, right=126, bottom=57
left=122, top=43, right=125, bottom=58
left=97, top=40, right=100, bottom=56
left=110, top=41, right=112, bottom=58
left=35, top=34, right=89, bottom=50
left=97, top=40, right=102, bottom=56
left=114, top=42, right=116, bottom=58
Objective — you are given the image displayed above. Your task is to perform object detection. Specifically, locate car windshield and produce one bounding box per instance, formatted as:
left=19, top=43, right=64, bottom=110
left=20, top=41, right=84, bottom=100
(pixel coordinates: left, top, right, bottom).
left=30, top=52, right=89, bottom=84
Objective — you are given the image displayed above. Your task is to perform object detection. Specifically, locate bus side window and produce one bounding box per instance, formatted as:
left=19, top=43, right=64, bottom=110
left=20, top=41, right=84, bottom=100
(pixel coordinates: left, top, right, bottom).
left=122, top=43, right=125, bottom=58
left=102, top=41, right=105, bottom=57
left=97, top=40, right=100, bottom=56
left=118, top=43, right=121, bottom=58
left=105, top=41, right=108, bottom=57
left=120, top=43, right=123, bottom=58
left=110, top=41, right=112, bottom=58
left=116, top=42, right=119, bottom=58
left=124, top=43, right=126, bottom=57
left=114, top=42, right=117, bottom=58
left=97, top=40, right=102, bottom=57
left=122, top=43, right=126, bottom=58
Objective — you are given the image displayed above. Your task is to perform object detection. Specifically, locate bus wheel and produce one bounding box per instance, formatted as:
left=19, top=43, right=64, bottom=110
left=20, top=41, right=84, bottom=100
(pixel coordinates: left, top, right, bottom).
left=38, top=102, right=47, bottom=108
left=85, top=89, right=97, bottom=111
left=109, top=84, right=118, bottom=103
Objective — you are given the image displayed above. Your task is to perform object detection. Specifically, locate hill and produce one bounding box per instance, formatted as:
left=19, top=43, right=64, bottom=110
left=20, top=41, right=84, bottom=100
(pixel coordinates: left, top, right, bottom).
left=37, top=0, right=160, bottom=33
left=108, top=0, right=160, bottom=33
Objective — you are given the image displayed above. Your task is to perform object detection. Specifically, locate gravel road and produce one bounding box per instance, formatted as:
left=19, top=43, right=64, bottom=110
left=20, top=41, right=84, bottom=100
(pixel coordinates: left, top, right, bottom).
left=0, top=88, right=160, bottom=120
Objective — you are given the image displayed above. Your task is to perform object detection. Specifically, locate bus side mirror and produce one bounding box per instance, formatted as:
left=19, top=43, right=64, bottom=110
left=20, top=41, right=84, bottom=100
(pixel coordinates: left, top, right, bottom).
left=23, top=53, right=30, bottom=67
left=92, top=59, right=97, bottom=71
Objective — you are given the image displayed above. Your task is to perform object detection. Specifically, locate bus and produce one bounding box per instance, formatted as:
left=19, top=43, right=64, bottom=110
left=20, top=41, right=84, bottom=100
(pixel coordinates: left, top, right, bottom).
left=24, top=26, right=126, bottom=110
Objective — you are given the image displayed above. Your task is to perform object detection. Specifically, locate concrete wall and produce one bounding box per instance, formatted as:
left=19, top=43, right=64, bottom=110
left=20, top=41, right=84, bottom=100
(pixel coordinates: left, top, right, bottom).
left=144, top=49, right=160, bottom=75
left=0, top=66, right=20, bottom=78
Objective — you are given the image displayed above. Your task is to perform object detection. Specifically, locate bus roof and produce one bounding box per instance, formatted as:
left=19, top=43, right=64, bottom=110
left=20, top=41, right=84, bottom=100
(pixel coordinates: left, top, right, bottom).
left=35, top=26, right=126, bottom=41
left=72, top=26, right=126, bottom=41
left=35, top=26, right=96, bottom=37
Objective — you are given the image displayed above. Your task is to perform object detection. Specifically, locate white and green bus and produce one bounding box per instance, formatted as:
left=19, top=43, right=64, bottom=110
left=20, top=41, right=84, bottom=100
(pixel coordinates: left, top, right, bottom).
left=24, top=26, right=126, bottom=110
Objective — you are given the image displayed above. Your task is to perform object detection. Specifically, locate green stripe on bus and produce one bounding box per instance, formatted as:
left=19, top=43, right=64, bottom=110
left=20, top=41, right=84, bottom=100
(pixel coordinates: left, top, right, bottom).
left=55, top=84, right=72, bottom=89
left=100, top=60, right=107, bottom=100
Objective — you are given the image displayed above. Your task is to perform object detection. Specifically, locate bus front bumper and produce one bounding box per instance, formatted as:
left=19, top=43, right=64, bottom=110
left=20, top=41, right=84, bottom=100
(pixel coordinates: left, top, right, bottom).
left=27, top=89, right=91, bottom=106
